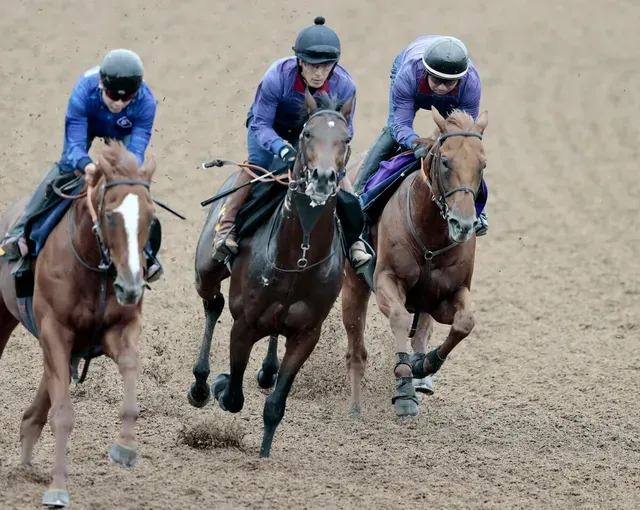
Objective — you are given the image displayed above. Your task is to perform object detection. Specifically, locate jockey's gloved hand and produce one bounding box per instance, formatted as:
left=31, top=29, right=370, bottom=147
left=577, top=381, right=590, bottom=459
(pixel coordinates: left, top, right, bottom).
left=279, top=145, right=298, bottom=169
left=411, top=136, right=437, bottom=160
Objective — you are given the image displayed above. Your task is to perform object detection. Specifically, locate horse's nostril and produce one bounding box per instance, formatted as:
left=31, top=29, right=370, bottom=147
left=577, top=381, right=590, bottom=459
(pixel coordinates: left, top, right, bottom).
left=312, top=168, right=319, bottom=180
left=449, top=218, right=460, bottom=230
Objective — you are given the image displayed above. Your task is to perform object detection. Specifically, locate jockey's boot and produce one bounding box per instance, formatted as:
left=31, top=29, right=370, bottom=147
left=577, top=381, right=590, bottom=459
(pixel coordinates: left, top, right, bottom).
left=352, top=126, right=397, bottom=195
left=349, top=239, right=372, bottom=271
left=0, top=164, right=67, bottom=259
left=212, top=171, right=253, bottom=260
left=145, top=250, right=164, bottom=283
left=475, top=211, right=488, bottom=236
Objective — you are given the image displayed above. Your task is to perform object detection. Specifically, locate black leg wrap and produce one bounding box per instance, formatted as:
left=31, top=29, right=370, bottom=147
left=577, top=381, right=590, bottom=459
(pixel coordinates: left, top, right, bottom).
left=411, top=347, right=447, bottom=378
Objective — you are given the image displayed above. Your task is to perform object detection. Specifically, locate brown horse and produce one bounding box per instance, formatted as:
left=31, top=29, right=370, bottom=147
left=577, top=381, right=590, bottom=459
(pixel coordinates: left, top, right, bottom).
left=189, top=90, right=354, bottom=457
left=342, top=107, right=489, bottom=418
left=0, top=142, right=157, bottom=507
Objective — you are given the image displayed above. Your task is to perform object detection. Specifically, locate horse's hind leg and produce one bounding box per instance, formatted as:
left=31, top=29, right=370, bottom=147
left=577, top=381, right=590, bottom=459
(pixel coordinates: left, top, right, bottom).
left=212, top=318, right=260, bottom=414
left=413, top=287, right=475, bottom=379
left=411, top=313, right=436, bottom=395
left=19, top=373, right=51, bottom=466
left=256, top=334, right=279, bottom=390
left=188, top=293, right=225, bottom=408
left=341, top=265, right=371, bottom=417
left=260, top=327, right=322, bottom=458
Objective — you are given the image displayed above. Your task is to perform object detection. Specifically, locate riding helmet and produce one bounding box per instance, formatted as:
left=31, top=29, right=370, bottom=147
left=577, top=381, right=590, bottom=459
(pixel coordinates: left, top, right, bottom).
left=293, top=16, right=341, bottom=64
left=99, top=49, right=144, bottom=96
left=422, top=36, right=469, bottom=80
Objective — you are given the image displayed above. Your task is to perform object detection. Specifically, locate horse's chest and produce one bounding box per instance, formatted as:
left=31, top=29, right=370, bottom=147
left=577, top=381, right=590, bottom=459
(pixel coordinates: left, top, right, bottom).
left=408, top=264, right=465, bottom=308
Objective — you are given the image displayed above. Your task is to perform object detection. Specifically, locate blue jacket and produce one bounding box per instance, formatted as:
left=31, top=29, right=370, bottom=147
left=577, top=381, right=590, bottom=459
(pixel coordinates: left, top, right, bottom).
left=59, top=66, right=157, bottom=173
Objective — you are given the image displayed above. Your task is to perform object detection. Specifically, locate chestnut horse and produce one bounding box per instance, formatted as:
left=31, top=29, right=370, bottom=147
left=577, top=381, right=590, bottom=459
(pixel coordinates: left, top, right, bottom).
left=189, top=90, right=354, bottom=457
left=0, top=142, right=157, bottom=507
left=342, top=107, right=489, bottom=418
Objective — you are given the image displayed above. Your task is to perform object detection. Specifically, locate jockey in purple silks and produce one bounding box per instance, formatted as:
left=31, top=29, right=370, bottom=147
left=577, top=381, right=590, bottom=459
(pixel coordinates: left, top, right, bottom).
left=212, top=16, right=372, bottom=270
left=352, top=35, right=489, bottom=236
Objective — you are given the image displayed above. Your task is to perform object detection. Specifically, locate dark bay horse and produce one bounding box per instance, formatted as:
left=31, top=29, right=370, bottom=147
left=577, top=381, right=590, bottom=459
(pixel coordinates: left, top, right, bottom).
left=0, top=142, right=158, bottom=507
left=342, top=107, right=489, bottom=418
left=189, top=90, right=353, bottom=457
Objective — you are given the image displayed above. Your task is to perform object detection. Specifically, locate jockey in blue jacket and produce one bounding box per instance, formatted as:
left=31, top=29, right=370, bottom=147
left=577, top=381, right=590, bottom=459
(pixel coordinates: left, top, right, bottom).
left=352, top=35, right=489, bottom=236
left=0, top=49, right=163, bottom=281
left=212, top=16, right=372, bottom=270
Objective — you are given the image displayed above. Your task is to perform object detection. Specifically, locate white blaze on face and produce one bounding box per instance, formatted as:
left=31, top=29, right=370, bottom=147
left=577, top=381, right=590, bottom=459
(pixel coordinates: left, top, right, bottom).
left=327, top=120, right=335, bottom=128
left=114, top=193, right=141, bottom=279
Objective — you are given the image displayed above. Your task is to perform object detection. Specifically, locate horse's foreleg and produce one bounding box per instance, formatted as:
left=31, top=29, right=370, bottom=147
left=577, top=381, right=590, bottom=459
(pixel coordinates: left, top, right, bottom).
left=104, top=318, right=142, bottom=468
left=376, top=273, right=419, bottom=418
left=188, top=294, right=225, bottom=407
left=411, top=313, right=435, bottom=395
left=413, top=287, right=474, bottom=378
left=213, top=318, right=259, bottom=414
left=19, top=373, right=51, bottom=466
left=342, top=264, right=371, bottom=417
left=40, top=319, right=74, bottom=508
left=260, top=327, right=322, bottom=458
left=256, top=334, right=279, bottom=390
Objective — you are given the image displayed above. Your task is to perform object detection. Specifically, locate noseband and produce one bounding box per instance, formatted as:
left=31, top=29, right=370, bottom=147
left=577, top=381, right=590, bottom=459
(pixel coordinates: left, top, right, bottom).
left=425, top=130, right=483, bottom=219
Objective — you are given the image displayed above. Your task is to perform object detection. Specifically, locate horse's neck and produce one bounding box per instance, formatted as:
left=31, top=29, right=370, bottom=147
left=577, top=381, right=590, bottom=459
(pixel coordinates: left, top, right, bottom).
left=409, top=173, right=450, bottom=248
left=273, top=191, right=337, bottom=267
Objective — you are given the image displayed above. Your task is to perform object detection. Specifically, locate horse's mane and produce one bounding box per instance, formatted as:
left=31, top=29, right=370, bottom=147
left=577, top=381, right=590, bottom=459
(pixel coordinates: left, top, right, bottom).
left=98, top=140, right=140, bottom=180
left=445, top=109, right=475, bottom=131
left=297, top=91, right=346, bottom=126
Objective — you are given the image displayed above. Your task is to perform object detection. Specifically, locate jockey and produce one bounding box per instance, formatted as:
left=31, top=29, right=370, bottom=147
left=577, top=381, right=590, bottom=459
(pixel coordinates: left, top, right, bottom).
left=0, top=49, right=164, bottom=281
left=212, top=16, right=372, bottom=270
left=352, top=35, right=489, bottom=236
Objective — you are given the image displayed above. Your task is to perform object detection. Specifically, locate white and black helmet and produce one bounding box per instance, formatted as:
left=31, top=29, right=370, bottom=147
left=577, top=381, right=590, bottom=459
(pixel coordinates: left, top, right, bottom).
left=422, top=36, right=469, bottom=80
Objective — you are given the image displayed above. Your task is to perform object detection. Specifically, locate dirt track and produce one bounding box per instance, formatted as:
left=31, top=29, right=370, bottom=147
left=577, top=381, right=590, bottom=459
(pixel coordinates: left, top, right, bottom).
left=1, top=0, right=640, bottom=508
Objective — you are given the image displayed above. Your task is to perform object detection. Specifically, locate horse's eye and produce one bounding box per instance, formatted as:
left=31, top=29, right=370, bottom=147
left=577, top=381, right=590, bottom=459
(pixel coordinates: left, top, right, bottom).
left=303, top=131, right=311, bottom=139
left=104, top=210, right=115, bottom=227
left=441, top=158, right=450, bottom=170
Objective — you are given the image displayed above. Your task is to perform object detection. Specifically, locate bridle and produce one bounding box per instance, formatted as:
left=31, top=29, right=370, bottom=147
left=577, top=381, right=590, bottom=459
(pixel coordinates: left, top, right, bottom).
left=290, top=108, right=351, bottom=194
left=69, top=178, right=151, bottom=273
left=423, top=130, right=483, bottom=221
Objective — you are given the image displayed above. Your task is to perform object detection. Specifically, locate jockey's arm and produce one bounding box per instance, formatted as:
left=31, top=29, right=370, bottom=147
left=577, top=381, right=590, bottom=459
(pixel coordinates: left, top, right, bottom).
left=249, top=75, right=286, bottom=156
left=127, top=96, right=157, bottom=167
left=64, top=83, right=93, bottom=172
left=389, top=68, right=420, bottom=150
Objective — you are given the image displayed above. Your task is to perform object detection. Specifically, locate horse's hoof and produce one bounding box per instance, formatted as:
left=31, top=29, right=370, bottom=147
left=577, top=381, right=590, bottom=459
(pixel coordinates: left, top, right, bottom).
left=212, top=373, right=230, bottom=409
left=42, top=489, right=69, bottom=507
left=256, top=368, right=277, bottom=390
left=109, top=442, right=137, bottom=467
left=21, top=461, right=33, bottom=468
left=393, top=377, right=420, bottom=418
left=348, top=402, right=364, bottom=419
left=187, top=383, right=210, bottom=408
left=394, top=399, right=420, bottom=418
left=413, top=376, right=435, bottom=395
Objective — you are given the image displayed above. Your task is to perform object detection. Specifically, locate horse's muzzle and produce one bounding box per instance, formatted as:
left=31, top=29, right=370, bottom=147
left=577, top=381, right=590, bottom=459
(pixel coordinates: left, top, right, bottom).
left=305, top=167, right=337, bottom=204
left=113, top=278, right=144, bottom=306
left=447, top=214, right=478, bottom=244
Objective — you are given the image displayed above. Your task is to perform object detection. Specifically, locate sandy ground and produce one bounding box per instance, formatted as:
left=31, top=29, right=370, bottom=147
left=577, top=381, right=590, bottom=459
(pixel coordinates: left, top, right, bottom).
left=1, top=0, right=639, bottom=508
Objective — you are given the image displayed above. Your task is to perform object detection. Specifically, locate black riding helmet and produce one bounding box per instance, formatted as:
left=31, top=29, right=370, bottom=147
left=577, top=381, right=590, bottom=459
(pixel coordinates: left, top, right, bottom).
left=293, top=16, right=341, bottom=65
left=422, top=36, right=469, bottom=80
left=99, top=49, right=144, bottom=97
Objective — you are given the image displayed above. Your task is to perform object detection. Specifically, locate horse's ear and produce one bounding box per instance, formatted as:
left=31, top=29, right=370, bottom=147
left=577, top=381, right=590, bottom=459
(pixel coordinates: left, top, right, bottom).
left=305, top=87, right=318, bottom=114
left=431, top=106, right=447, bottom=133
left=475, top=110, right=489, bottom=134
left=87, top=160, right=105, bottom=187
left=139, top=154, right=157, bottom=183
left=340, top=95, right=355, bottom=123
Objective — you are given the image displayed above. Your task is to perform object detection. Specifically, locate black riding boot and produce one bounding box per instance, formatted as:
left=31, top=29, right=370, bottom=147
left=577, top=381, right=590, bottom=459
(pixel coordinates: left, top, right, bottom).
left=336, top=189, right=372, bottom=271
left=0, top=164, right=74, bottom=259
left=352, top=126, right=398, bottom=195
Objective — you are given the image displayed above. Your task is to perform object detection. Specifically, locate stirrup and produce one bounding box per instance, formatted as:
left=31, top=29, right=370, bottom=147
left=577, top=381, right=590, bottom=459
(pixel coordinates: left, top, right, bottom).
left=212, top=227, right=238, bottom=260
